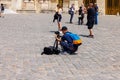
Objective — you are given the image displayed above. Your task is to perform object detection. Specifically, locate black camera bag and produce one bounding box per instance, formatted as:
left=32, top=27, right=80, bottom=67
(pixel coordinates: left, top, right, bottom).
left=41, top=40, right=60, bottom=55
left=41, top=46, right=60, bottom=55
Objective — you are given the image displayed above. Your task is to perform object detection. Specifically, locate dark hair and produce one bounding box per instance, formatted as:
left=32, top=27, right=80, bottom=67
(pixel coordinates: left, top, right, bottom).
left=80, top=7, right=82, bottom=9
left=1, top=3, right=3, bottom=6
left=61, top=26, right=67, bottom=31
left=57, top=4, right=59, bottom=7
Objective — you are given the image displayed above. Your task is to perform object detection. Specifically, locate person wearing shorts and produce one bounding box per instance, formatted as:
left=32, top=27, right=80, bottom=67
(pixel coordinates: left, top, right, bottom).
left=56, top=4, right=62, bottom=31
left=86, top=3, right=95, bottom=38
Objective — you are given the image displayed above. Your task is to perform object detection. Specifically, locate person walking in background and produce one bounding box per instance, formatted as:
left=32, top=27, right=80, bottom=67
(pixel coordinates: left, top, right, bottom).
left=69, top=4, right=75, bottom=23
left=86, top=3, right=95, bottom=38
left=54, top=4, right=62, bottom=31
left=0, top=3, right=5, bottom=18
left=78, top=7, right=84, bottom=25
left=57, top=4, right=62, bottom=31
left=94, top=3, right=99, bottom=25
left=80, top=3, right=86, bottom=24
left=53, top=4, right=59, bottom=22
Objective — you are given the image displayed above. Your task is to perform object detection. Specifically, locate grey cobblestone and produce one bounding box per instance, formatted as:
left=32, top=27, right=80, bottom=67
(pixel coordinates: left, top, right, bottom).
left=0, top=14, right=120, bottom=80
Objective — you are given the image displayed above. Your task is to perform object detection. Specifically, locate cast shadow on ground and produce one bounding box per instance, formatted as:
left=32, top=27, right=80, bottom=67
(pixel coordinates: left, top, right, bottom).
left=79, top=34, right=94, bottom=38
left=65, top=22, right=71, bottom=24
left=65, top=22, right=87, bottom=26
left=79, top=34, right=89, bottom=38
left=65, top=22, right=77, bottom=24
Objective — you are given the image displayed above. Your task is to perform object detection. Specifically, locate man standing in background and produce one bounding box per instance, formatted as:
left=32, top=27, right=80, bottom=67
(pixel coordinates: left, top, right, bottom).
left=69, top=4, right=75, bottom=24
left=86, top=3, right=95, bottom=38
left=94, top=3, right=99, bottom=25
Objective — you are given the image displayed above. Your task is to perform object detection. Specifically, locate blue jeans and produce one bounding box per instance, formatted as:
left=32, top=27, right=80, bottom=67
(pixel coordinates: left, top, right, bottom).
left=94, top=12, right=98, bottom=24
left=60, top=41, right=78, bottom=53
left=70, top=14, right=74, bottom=23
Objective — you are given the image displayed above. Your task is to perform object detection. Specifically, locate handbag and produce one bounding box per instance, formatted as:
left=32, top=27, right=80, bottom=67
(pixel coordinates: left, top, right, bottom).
left=68, top=9, right=73, bottom=14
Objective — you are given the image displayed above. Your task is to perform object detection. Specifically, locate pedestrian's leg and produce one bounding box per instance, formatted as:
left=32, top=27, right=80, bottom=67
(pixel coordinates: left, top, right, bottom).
left=95, top=15, right=97, bottom=24
left=89, top=29, right=92, bottom=35
left=95, top=12, right=98, bottom=24
left=1, top=11, right=4, bottom=18
left=58, top=22, right=61, bottom=31
left=82, top=14, right=84, bottom=24
left=57, top=15, right=62, bottom=31
left=53, top=18, right=55, bottom=22
left=81, top=18, right=83, bottom=25
left=70, top=14, right=73, bottom=23
left=87, top=19, right=94, bottom=38
left=78, top=18, right=80, bottom=25
left=88, top=29, right=94, bottom=38
left=70, top=14, right=72, bottom=23
left=96, top=13, right=98, bottom=24
left=2, top=13, right=4, bottom=18
left=0, top=12, right=1, bottom=17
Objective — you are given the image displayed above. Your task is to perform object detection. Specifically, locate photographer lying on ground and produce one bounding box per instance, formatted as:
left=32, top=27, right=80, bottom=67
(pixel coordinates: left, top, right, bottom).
left=55, top=26, right=82, bottom=54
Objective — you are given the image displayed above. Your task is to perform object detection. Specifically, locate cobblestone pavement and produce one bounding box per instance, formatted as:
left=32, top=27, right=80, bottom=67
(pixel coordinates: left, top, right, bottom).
left=0, top=13, right=120, bottom=80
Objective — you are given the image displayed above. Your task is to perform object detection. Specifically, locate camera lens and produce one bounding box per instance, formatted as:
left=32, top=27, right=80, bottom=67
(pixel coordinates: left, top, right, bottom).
left=55, top=31, right=60, bottom=35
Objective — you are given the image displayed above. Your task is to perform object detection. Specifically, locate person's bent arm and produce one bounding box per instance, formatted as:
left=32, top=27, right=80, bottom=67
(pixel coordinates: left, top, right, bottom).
left=55, top=35, right=61, bottom=42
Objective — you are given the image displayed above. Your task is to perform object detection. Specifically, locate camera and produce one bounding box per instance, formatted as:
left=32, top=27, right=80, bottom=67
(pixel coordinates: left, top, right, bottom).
left=54, top=31, right=61, bottom=38
left=55, top=31, right=60, bottom=35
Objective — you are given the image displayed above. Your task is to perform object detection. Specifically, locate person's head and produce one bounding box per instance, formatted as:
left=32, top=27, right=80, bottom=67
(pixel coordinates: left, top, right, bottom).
left=57, top=4, right=62, bottom=9
left=57, top=4, right=60, bottom=8
left=71, top=4, right=74, bottom=7
left=79, top=7, right=82, bottom=9
left=1, top=3, right=3, bottom=6
left=61, top=26, right=68, bottom=34
left=89, top=3, right=93, bottom=8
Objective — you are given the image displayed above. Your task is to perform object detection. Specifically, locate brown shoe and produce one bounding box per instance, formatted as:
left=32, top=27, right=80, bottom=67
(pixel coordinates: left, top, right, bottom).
left=87, top=35, right=94, bottom=38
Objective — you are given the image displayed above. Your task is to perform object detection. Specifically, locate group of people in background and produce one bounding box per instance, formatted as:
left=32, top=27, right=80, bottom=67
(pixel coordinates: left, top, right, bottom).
left=53, top=3, right=99, bottom=38
left=69, top=3, right=98, bottom=25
